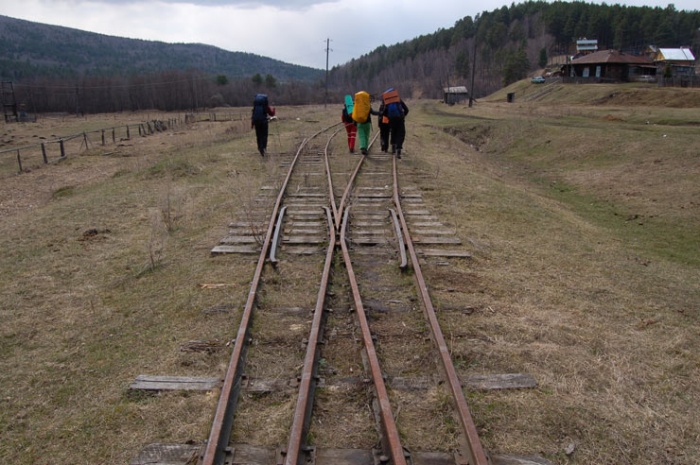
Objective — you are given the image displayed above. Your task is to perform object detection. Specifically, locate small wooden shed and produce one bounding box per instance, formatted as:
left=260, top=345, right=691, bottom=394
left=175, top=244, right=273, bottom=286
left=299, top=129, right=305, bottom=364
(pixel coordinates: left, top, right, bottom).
left=443, top=86, right=469, bottom=105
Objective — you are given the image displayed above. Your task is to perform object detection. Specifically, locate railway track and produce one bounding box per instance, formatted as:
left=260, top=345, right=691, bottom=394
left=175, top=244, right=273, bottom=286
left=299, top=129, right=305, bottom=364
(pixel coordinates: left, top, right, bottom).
left=131, top=120, right=540, bottom=465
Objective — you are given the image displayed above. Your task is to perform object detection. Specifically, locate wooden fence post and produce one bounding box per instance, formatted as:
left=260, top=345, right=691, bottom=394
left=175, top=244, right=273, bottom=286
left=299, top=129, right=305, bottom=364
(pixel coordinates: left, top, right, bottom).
left=101, top=129, right=106, bottom=146
left=83, top=132, right=89, bottom=149
left=41, top=143, right=48, bottom=164
left=60, top=140, right=66, bottom=158
left=112, top=128, right=116, bottom=143
left=16, top=149, right=22, bottom=172
left=127, top=125, right=131, bottom=139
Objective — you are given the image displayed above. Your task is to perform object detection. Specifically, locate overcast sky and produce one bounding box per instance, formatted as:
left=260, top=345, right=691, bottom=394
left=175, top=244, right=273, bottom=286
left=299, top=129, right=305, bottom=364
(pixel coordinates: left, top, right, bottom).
left=1, top=0, right=697, bottom=70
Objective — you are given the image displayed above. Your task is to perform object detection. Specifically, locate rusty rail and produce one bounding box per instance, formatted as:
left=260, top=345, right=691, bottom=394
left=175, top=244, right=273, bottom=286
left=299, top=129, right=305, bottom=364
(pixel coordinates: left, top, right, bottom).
left=202, top=133, right=315, bottom=465
left=339, top=206, right=408, bottom=465
left=283, top=207, right=335, bottom=465
left=324, top=127, right=343, bottom=230
left=390, top=208, right=408, bottom=270
left=335, top=132, right=379, bottom=232
left=390, top=156, right=489, bottom=465
left=268, top=206, right=287, bottom=264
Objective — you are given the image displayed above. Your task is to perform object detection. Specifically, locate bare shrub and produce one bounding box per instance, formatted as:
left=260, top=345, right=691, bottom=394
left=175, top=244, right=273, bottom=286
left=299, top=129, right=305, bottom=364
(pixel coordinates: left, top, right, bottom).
left=147, top=208, right=167, bottom=272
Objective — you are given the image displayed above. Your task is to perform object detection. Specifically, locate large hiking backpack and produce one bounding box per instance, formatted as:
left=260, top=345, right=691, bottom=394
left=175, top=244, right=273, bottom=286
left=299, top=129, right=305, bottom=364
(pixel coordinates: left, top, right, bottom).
left=352, top=91, right=370, bottom=123
left=344, top=94, right=354, bottom=115
left=252, top=93, right=268, bottom=122
left=382, top=88, right=404, bottom=119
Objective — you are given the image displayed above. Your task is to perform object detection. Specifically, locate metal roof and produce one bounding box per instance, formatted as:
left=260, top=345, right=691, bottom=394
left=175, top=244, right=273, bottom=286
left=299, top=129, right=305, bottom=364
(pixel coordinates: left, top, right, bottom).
left=658, top=48, right=696, bottom=61
left=576, top=39, right=598, bottom=51
left=443, top=86, right=469, bottom=94
left=570, top=50, right=653, bottom=65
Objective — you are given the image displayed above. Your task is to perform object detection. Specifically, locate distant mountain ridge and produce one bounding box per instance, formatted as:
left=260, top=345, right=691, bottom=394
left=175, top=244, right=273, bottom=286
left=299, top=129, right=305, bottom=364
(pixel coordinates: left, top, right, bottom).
left=0, top=14, right=323, bottom=82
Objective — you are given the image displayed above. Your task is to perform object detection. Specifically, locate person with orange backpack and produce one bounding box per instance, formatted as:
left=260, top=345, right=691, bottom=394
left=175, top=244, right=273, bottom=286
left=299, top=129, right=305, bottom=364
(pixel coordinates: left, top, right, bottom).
left=341, top=94, right=357, bottom=153
left=381, top=88, right=409, bottom=158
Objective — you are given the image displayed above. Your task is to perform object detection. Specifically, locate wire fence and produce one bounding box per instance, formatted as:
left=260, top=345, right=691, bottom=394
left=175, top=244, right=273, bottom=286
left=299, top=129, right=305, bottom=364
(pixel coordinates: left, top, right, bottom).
left=0, top=119, right=179, bottom=178
left=0, top=109, right=252, bottom=179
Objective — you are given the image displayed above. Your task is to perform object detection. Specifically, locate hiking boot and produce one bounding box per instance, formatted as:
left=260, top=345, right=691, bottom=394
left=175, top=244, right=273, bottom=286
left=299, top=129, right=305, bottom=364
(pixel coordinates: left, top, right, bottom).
left=397, top=149, right=402, bottom=159
left=259, top=148, right=265, bottom=157
left=361, top=148, right=368, bottom=155
left=391, top=145, right=396, bottom=154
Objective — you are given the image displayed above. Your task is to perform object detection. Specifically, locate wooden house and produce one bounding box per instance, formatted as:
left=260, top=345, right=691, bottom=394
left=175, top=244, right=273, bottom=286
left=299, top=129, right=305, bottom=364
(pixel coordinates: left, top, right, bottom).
left=561, top=50, right=656, bottom=83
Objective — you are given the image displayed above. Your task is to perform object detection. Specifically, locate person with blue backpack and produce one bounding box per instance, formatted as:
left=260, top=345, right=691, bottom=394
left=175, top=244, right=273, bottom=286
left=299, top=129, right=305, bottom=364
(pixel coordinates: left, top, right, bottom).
left=251, top=93, right=276, bottom=156
left=381, top=88, right=409, bottom=158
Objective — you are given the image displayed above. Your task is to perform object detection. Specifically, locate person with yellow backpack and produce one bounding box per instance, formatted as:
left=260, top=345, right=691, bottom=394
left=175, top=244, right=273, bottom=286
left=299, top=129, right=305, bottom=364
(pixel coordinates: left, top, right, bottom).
left=351, top=90, right=379, bottom=155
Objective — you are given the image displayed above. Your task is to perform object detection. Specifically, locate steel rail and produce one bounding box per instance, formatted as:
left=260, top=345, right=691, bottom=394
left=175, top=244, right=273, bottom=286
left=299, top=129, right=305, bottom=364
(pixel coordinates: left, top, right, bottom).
left=335, top=132, right=379, bottom=232
left=390, top=156, right=489, bottom=465
left=286, top=129, right=382, bottom=464
left=323, top=128, right=343, bottom=230
left=284, top=206, right=335, bottom=465
left=202, top=125, right=336, bottom=465
left=335, top=155, right=364, bottom=232
left=389, top=209, right=408, bottom=270
left=339, top=207, right=408, bottom=465
left=269, top=206, right=287, bottom=264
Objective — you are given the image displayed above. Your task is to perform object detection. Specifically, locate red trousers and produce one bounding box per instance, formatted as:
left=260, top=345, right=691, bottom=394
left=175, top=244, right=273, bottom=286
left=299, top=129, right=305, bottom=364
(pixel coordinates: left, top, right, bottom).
left=344, top=122, right=357, bottom=152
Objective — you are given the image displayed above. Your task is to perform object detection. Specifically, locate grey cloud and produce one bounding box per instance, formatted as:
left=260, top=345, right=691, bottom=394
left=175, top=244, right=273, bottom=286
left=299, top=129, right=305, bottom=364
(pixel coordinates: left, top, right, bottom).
left=95, top=0, right=329, bottom=7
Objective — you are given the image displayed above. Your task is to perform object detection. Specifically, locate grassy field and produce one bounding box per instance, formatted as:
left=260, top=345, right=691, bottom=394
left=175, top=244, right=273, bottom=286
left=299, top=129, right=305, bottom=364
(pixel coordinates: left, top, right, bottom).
left=0, top=83, right=698, bottom=464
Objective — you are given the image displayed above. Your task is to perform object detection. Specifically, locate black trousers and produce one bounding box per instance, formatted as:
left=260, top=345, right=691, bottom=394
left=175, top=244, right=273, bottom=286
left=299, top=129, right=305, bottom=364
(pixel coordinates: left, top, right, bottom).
left=389, top=118, right=406, bottom=150
left=254, top=120, right=269, bottom=152
left=379, top=122, right=390, bottom=151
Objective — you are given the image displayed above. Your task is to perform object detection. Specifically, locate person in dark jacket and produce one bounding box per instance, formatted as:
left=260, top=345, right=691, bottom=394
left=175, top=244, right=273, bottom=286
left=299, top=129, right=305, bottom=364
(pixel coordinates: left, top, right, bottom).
left=251, top=94, right=276, bottom=156
left=385, top=99, right=409, bottom=158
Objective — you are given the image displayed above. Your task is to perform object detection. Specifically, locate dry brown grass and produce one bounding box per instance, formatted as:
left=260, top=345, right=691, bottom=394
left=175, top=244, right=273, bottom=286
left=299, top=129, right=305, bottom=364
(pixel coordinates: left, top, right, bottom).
left=0, top=109, right=314, bottom=464
left=409, top=91, right=700, bottom=463
left=1, top=89, right=698, bottom=465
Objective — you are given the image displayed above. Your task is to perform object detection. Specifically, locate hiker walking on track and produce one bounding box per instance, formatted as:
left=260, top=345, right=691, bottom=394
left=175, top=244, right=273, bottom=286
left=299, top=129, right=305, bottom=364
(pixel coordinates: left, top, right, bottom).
left=351, top=90, right=379, bottom=155
left=341, top=95, right=357, bottom=153
left=377, top=100, right=390, bottom=153
left=381, top=88, right=409, bottom=158
left=251, top=93, right=276, bottom=157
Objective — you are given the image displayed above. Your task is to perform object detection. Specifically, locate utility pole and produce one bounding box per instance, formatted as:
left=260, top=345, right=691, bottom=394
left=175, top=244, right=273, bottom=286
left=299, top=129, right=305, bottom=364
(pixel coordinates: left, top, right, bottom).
left=469, top=34, right=477, bottom=108
left=324, top=38, right=332, bottom=108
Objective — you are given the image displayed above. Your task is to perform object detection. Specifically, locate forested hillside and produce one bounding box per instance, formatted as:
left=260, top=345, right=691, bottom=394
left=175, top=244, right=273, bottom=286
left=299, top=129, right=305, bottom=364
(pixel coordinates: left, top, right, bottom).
left=330, top=1, right=700, bottom=98
left=0, top=15, right=322, bottom=82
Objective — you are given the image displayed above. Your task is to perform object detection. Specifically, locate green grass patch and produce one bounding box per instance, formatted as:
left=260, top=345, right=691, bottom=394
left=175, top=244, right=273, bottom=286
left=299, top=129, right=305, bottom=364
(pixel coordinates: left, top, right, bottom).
left=547, top=180, right=700, bottom=267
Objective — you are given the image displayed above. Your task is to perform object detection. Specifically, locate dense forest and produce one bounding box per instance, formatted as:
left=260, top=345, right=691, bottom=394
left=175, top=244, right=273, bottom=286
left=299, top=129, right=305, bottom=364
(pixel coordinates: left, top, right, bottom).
left=330, top=1, right=700, bottom=98
left=0, top=15, right=323, bottom=82
left=2, top=1, right=699, bottom=114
